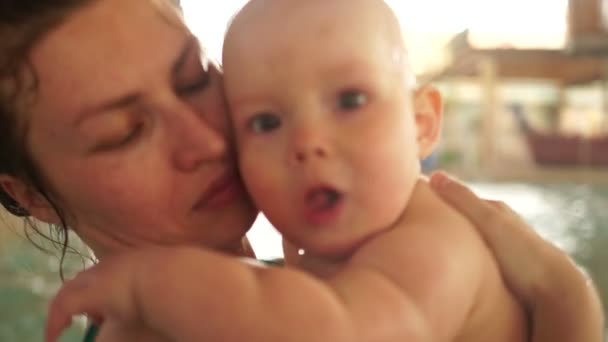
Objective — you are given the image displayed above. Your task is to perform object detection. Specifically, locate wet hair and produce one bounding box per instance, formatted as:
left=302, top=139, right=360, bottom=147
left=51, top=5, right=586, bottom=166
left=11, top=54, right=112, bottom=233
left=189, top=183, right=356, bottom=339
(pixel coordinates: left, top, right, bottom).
left=0, top=0, right=98, bottom=276
left=0, top=0, right=184, bottom=277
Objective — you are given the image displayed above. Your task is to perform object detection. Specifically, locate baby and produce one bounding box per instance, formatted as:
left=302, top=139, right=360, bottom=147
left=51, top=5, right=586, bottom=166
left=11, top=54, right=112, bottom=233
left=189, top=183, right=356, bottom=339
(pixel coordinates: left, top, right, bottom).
left=46, top=0, right=528, bottom=341
left=222, top=0, right=528, bottom=340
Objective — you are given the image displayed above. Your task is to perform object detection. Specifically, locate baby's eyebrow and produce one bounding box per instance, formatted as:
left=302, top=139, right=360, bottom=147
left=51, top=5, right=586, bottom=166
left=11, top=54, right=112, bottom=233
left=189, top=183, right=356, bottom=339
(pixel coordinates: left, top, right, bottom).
left=229, top=93, right=274, bottom=113
left=321, top=60, right=375, bottom=76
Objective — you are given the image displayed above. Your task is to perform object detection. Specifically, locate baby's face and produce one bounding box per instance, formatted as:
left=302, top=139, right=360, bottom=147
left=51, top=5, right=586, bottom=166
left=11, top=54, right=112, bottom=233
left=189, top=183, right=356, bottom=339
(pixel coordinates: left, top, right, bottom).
left=223, top=0, right=425, bottom=258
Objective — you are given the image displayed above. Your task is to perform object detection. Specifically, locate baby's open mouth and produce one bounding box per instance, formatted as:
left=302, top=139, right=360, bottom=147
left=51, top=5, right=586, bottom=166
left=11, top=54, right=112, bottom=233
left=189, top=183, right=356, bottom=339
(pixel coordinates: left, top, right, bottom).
left=306, top=187, right=343, bottom=211
left=303, top=186, right=345, bottom=225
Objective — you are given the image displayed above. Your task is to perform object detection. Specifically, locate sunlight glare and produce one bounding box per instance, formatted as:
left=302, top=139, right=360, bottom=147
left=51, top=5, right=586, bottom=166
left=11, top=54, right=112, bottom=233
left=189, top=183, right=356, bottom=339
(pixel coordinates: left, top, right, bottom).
left=181, top=0, right=568, bottom=73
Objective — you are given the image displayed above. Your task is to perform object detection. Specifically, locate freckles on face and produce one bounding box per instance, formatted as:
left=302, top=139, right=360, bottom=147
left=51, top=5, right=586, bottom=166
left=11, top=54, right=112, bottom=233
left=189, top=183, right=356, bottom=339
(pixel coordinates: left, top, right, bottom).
left=20, top=0, right=257, bottom=254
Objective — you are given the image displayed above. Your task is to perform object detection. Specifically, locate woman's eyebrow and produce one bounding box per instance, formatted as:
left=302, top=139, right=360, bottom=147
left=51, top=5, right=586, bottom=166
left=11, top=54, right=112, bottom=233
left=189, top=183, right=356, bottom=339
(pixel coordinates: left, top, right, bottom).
left=172, top=35, right=200, bottom=76
left=73, top=36, right=198, bottom=126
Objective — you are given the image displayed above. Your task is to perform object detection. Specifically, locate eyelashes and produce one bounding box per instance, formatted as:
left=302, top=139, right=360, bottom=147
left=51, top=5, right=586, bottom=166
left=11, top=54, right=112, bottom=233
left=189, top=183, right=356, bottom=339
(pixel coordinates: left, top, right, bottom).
left=176, top=70, right=210, bottom=95
left=90, top=122, right=144, bottom=153
left=337, top=90, right=367, bottom=111
left=240, top=89, right=369, bottom=134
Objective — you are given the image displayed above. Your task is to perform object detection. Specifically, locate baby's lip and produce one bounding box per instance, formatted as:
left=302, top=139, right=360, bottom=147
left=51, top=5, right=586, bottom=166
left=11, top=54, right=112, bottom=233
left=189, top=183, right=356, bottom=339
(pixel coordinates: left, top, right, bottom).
left=305, top=186, right=342, bottom=209
left=302, top=185, right=345, bottom=225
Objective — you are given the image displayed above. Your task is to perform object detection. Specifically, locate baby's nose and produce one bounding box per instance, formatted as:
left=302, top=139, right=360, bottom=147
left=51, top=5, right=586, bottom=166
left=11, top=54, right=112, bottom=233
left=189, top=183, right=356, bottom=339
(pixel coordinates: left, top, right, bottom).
left=294, top=145, right=328, bottom=163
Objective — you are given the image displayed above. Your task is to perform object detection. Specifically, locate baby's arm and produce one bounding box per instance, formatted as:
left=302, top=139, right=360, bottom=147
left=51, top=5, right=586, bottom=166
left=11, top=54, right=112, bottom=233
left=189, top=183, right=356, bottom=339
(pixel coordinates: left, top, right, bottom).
left=47, top=191, right=490, bottom=341
left=430, top=171, right=604, bottom=342
left=47, top=245, right=435, bottom=342
left=48, top=212, right=486, bottom=342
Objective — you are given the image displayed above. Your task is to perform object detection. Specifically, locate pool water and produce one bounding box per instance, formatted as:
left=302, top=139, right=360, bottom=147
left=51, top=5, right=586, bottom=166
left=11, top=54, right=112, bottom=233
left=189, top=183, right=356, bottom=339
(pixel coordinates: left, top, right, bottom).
left=1, top=181, right=607, bottom=341
left=472, top=182, right=608, bottom=319
left=0, top=225, right=86, bottom=342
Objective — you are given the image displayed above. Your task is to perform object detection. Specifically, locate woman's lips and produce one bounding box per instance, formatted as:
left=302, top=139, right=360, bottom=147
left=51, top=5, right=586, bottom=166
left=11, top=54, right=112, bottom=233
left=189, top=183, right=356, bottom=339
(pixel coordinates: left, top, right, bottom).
left=193, top=171, right=245, bottom=211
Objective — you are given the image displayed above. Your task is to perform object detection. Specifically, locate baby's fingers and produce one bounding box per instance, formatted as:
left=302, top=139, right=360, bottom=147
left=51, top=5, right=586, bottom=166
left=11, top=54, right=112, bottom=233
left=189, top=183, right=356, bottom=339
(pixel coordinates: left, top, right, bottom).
left=45, top=272, right=105, bottom=342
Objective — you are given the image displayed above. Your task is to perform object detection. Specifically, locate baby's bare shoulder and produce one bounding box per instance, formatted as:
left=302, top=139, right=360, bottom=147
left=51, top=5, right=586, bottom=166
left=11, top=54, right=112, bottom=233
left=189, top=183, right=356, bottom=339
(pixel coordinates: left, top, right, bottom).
left=354, top=180, right=489, bottom=269
left=344, top=181, right=502, bottom=339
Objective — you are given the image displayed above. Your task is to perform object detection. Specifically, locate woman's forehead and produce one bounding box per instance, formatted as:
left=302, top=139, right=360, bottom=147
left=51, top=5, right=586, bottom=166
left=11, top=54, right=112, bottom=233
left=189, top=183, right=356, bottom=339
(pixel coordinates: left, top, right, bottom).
left=29, top=0, right=190, bottom=118
left=32, top=0, right=187, bottom=75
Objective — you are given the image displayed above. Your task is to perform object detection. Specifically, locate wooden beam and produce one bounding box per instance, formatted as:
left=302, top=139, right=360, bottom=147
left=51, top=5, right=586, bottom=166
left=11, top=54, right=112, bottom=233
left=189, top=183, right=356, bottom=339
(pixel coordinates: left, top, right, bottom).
left=567, top=0, right=608, bottom=54
left=568, top=0, right=604, bottom=36
left=436, top=31, right=607, bottom=85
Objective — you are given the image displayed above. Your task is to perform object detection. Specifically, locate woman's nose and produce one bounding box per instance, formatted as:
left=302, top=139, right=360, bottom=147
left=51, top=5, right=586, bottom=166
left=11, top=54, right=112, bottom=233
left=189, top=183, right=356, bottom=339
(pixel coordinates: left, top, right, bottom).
left=172, top=109, right=227, bottom=171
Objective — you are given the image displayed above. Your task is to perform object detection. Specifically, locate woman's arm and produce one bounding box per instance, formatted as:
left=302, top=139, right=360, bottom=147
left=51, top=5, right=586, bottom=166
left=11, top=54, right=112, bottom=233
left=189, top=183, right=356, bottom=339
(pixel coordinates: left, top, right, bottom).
left=429, top=171, right=604, bottom=342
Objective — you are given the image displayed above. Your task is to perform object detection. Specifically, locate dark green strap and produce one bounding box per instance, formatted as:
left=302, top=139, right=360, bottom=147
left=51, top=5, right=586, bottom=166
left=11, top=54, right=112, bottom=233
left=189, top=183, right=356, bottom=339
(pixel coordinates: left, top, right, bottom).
left=83, top=324, right=99, bottom=342
left=261, top=258, right=284, bottom=267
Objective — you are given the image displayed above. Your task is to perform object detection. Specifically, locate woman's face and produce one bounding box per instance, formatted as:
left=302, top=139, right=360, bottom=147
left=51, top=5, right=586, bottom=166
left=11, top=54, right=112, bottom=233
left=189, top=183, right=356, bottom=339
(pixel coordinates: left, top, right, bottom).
left=24, top=0, right=257, bottom=256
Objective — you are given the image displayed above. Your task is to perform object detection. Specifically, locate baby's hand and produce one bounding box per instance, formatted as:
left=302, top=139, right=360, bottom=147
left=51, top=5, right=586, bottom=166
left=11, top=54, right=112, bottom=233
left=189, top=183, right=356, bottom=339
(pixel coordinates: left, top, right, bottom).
left=45, top=249, right=154, bottom=342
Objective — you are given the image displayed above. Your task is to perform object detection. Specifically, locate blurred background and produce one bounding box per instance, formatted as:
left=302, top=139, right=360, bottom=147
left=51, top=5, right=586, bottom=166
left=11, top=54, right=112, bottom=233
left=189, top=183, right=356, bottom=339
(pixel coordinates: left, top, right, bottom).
left=1, top=0, right=607, bottom=340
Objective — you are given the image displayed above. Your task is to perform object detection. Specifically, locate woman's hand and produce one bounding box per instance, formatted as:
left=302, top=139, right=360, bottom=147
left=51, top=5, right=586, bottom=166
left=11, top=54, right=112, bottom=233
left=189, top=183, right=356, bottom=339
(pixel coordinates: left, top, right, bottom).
left=429, top=171, right=604, bottom=342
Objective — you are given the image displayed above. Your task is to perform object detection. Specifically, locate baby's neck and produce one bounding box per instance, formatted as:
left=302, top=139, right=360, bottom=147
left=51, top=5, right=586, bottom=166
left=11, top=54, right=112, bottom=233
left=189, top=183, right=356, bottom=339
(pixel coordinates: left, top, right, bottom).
left=282, top=241, right=346, bottom=278
left=295, top=253, right=345, bottom=278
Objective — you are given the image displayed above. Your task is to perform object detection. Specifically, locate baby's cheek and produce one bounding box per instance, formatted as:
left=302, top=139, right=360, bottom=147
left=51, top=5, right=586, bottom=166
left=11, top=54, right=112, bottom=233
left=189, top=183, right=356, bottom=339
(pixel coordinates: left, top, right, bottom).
left=359, top=137, right=413, bottom=180
left=240, top=165, right=291, bottom=228
left=356, top=143, right=416, bottom=219
left=239, top=154, right=277, bottom=202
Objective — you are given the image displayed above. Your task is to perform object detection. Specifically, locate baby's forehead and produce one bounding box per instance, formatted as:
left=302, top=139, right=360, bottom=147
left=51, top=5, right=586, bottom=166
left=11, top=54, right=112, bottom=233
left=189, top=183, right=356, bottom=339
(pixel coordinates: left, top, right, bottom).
left=224, top=0, right=415, bottom=84
left=229, top=0, right=402, bottom=40
left=227, top=0, right=406, bottom=56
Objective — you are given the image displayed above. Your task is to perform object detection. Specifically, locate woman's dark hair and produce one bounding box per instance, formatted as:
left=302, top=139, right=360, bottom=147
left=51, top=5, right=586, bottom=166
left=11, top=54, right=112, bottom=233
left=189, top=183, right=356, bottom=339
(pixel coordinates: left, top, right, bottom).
left=0, top=0, right=97, bottom=277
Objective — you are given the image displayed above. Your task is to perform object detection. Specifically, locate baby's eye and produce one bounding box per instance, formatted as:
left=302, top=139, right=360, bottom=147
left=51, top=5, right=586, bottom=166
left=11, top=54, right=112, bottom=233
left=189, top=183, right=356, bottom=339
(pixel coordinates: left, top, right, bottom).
left=338, top=90, right=367, bottom=111
left=248, top=112, right=281, bottom=133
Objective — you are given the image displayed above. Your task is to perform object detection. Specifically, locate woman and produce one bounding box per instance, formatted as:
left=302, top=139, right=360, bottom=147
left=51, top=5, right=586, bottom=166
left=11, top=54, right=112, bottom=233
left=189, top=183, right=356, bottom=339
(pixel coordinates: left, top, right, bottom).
left=0, top=0, right=601, bottom=341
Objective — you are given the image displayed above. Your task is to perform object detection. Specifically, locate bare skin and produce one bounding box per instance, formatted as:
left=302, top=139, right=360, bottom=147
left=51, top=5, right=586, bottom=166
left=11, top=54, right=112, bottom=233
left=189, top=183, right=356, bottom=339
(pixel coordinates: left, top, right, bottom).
left=0, top=0, right=592, bottom=340
left=46, top=1, right=527, bottom=341
left=0, top=0, right=257, bottom=259
left=429, top=171, right=605, bottom=342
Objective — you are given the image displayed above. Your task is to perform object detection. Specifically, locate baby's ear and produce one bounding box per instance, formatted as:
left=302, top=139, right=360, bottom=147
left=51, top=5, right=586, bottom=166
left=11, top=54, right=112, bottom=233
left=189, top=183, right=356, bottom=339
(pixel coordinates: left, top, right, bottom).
left=413, top=85, right=443, bottom=159
left=0, top=175, right=61, bottom=224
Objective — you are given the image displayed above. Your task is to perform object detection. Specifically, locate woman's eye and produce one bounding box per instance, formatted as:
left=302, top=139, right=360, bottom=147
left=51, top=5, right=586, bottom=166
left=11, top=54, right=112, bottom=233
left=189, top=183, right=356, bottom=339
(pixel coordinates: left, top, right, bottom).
left=120, top=124, right=144, bottom=145
left=177, top=69, right=210, bottom=96
left=248, top=113, right=281, bottom=133
left=338, top=90, right=367, bottom=111
left=94, top=124, right=144, bottom=152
